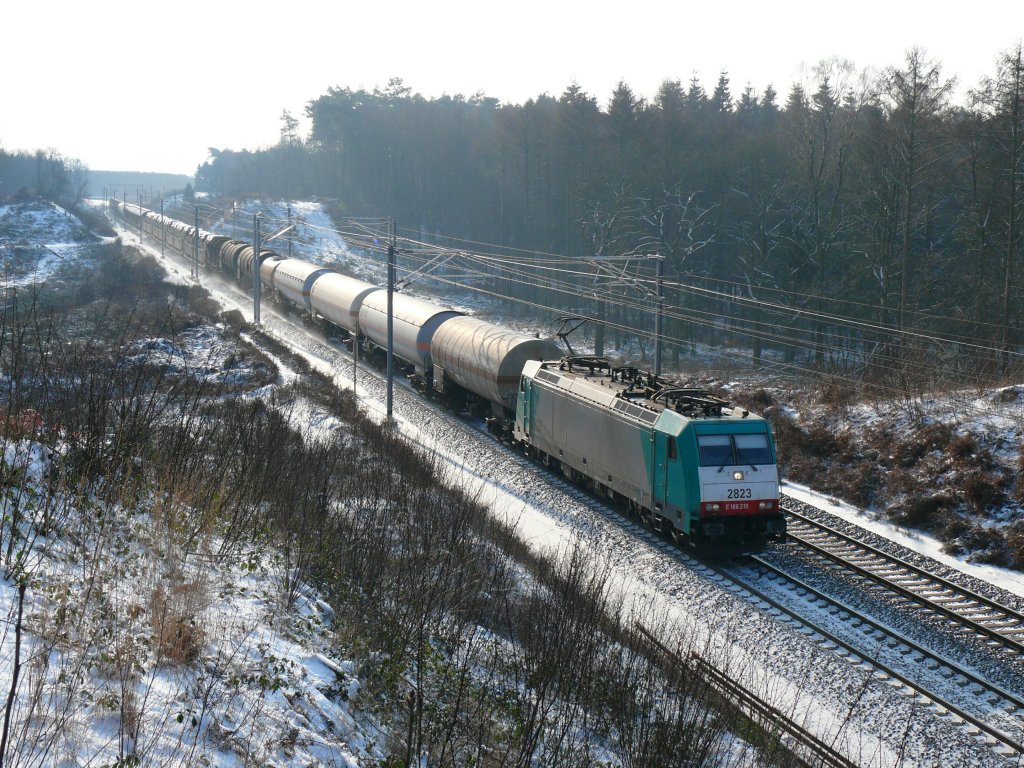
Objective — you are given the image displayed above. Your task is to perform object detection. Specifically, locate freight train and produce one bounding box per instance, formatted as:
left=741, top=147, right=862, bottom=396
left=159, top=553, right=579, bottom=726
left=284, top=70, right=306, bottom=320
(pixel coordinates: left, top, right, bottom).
left=112, top=201, right=785, bottom=550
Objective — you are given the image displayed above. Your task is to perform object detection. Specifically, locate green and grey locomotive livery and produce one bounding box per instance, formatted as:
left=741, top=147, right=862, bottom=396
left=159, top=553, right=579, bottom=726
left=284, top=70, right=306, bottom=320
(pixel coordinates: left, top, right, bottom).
left=514, top=358, right=785, bottom=548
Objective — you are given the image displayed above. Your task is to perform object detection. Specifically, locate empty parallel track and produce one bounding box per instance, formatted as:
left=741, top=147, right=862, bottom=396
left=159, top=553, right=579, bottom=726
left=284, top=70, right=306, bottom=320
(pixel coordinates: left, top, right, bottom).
left=783, top=507, right=1024, bottom=656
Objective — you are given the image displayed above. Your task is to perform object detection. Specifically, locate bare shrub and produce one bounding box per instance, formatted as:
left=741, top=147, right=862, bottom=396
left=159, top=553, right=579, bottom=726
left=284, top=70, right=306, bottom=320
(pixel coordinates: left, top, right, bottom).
left=70, top=203, right=117, bottom=238
left=960, top=469, right=1007, bottom=514
left=185, top=285, right=221, bottom=319
left=830, top=466, right=876, bottom=508
left=220, top=309, right=247, bottom=335
left=1016, top=445, right=1024, bottom=504
left=735, top=388, right=777, bottom=413
left=815, top=379, right=854, bottom=408
left=942, top=518, right=1010, bottom=564
left=149, top=582, right=206, bottom=664
left=948, top=433, right=979, bottom=461
left=1007, top=520, right=1024, bottom=569
left=891, top=422, right=952, bottom=468
left=889, top=493, right=955, bottom=529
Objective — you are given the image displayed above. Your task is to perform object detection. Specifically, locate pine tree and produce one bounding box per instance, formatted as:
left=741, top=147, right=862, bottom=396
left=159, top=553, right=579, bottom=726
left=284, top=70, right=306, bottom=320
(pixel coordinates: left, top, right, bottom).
left=710, top=70, right=732, bottom=112
left=685, top=74, right=707, bottom=112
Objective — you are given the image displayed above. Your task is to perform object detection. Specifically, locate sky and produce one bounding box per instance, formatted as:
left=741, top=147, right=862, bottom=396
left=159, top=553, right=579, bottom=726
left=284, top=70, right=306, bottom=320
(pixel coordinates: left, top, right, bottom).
left=2, top=1, right=1022, bottom=176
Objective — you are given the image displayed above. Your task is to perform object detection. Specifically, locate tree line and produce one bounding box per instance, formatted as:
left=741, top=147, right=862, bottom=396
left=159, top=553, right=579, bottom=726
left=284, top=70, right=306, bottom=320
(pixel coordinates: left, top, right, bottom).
left=0, top=147, right=89, bottom=206
left=196, top=45, right=1024, bottom=389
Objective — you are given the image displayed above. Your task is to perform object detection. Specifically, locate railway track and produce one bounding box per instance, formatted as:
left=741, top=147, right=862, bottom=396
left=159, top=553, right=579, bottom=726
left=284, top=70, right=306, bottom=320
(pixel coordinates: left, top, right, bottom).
left=782, top=507, right=1024, bottom=656
left=635, top=624, right=861, bottom=768
left=524, top=468, right=1024, bottom=759
left=739, top=554, right=1024, bottom=755
left=262, top=300, right=1024, bottom=760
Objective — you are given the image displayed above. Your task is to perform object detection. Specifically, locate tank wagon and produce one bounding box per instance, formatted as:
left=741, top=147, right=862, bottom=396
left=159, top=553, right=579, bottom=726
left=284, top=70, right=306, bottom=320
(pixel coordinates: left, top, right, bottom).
left=308, top=273, right=381, bottom=335
left=430, top=316, right=562, bottom=423
left=116, top=201, right=233, bottom=270
left=111, top=200, right=784, bottom=550
left=263, top=258, right=333, bottom=313
left=357, top=291, right=463, bottom=375
left=514, top=357, right=783, bottom=548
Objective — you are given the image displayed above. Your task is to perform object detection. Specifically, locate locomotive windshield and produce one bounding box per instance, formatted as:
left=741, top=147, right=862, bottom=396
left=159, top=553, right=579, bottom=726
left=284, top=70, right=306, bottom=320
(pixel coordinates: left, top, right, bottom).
left=697, top=435, right=732, bottom=465
left=735, top=433, right=773, bottom=464
left=697, top=433, right=773, bottom=466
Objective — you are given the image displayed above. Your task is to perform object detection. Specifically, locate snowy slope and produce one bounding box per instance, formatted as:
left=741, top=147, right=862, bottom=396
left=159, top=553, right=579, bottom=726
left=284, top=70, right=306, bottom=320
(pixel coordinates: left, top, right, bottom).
left=0, top=199, right=100, bottom=285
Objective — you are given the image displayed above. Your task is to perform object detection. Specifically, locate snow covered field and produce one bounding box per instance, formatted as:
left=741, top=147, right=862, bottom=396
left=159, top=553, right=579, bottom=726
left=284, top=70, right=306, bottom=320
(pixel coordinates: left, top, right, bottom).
left=0, top=436, right=378, bottom=766
left=0, top=200, right=102, bottom=286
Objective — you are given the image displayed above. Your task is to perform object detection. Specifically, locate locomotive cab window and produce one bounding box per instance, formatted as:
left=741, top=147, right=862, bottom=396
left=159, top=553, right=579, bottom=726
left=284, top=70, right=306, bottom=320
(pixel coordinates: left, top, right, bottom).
left=667, top=436, right=678, bottom=460
left=735, top=433, right=772, bottom=465
left=697, top=435, right=734, bottom=466
left=520, top=376, right=526, bottom=392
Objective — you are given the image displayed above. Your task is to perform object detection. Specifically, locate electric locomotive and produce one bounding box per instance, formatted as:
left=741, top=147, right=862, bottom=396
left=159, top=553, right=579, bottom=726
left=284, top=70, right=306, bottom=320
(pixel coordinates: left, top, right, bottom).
left=513, top=357, right=784, bottom=550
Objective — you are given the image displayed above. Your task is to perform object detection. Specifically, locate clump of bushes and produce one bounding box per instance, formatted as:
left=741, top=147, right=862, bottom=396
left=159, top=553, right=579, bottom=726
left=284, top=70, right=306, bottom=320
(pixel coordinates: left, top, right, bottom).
left=185, top=284, right=222, bottom=319
left=891, top=422, right=952, bottom=468
left=727, top=371, right=1022, bottom=566
left=150, top=582, right=207, bottom=664
left=890, top=492, right=956, bottom=530
left=735, top=388, right=777, bottom=413
left=70, top=203, right=117, bottom=238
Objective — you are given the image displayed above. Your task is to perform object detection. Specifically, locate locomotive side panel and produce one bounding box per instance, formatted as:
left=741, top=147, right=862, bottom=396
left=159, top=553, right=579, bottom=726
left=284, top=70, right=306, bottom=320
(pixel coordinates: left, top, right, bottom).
left=522, top=367, right=653, bottom=509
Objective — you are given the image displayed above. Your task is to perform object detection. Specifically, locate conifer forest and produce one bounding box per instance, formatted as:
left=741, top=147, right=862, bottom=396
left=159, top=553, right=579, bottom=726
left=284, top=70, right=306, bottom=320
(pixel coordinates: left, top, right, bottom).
left=196, top=47, right=1024, bottom=391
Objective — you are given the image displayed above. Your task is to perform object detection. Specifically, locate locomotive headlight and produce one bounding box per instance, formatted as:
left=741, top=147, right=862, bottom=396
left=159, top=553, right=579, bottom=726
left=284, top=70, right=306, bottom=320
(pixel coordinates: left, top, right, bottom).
left=732, top=471, right=744, bottom=481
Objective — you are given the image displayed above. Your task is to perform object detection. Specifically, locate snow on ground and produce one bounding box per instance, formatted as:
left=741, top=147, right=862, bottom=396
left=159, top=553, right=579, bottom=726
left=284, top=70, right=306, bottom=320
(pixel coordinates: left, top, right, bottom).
left=115, top=204, right=1024, bottom=766
left=0, top=439, right=379, bottom=766
left=0, top=204, right=385, bottom=766
left=0, top=200, right=99, bottom=285
left=840, top=384, right=1024, bottom=471
left=0, top=326, right=383, bottom=767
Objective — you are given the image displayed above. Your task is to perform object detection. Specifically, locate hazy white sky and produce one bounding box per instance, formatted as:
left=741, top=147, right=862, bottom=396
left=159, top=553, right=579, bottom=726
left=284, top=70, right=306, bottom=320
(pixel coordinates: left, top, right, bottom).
left=2, top=1, right=1021, bottom=175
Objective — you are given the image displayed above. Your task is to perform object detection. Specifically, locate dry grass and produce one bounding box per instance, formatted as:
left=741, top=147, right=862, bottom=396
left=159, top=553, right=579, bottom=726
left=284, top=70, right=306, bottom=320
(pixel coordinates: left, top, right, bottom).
left=149, top=582, right=207, bottom=665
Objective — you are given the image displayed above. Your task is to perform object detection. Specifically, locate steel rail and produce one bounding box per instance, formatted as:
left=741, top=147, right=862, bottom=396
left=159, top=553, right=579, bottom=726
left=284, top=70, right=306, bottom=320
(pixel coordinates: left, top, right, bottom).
left=635, top=623, right=860, bottom=768
left=747, top=555, right=1024, bottom=713
left=123, top=206, right=1023, bottom=759
left=784, top=507, right=1024, bottom=654
left=531, top=474, right=1024, bottom=755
